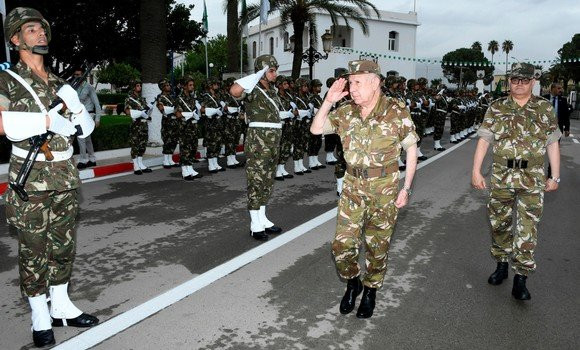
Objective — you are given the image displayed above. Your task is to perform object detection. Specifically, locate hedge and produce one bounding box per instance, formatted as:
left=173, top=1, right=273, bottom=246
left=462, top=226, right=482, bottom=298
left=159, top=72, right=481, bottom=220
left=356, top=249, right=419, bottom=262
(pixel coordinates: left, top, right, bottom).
left=0, top=115, right=133, bottom=164
left=97, top=93, right=127, bottom=105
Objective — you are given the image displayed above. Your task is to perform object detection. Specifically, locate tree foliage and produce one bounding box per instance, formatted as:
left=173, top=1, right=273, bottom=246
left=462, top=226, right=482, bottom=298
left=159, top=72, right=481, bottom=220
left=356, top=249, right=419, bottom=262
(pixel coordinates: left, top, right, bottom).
left=441, top=48, right=494, bottom=87
left=173, top=35, right=231, bottom=81
left=556, top=33, right=580, bottom=84
left=97, top=63, right=140, bottom=89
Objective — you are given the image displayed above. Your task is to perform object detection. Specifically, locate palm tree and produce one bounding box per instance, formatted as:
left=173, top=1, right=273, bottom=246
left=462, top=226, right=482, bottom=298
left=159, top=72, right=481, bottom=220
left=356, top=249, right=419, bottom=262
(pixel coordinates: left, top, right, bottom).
left=502, top=39, right=514, bottom=75
left=471, top=41, right=482, bottom=52
left=487, top=40, right=498, bottom=66
left=242, top=0, right=380, bottom=79
left=223, top=0, right=241, bottom=73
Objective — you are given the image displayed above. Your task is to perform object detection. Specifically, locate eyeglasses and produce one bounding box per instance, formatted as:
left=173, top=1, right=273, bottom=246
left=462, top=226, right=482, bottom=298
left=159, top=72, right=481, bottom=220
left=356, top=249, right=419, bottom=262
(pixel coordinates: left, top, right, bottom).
left=510, top=77, right=531, bottom=85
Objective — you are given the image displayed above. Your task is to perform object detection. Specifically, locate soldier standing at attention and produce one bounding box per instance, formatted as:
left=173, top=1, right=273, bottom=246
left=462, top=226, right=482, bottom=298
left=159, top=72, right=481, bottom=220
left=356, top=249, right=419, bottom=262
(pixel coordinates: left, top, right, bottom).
left=432, top=85, right=449, bottom=151
left=200, top=78, right=226, bottom=173
left=222, top=77, right=243, bottom=168
left=293, top=78, right=313, bottom=173
left=125, top=79, right=153, bottom=175
left=230, top=55, right=283, bottom=241
left=472, top=63, right=561, bottom=301
left=175, top=76, right=202, bottom=180
left=307, top=79, right=326, bottom=170
left=156, top=79, right=180, bottom=169
left=275, top=75, right=296, bottom=181
left=0, top=8, right=99, bottom=347
left=322, top=77, right=340, bottom=166
left=311, top=60, right=419, bottom=318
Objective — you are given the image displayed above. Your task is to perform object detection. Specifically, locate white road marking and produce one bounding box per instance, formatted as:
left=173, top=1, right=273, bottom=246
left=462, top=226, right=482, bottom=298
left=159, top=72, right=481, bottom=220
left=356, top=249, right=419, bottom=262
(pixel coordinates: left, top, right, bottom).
left=573, top=138, right=579, bottom=144
left=54, top=137, right=474, bottom=349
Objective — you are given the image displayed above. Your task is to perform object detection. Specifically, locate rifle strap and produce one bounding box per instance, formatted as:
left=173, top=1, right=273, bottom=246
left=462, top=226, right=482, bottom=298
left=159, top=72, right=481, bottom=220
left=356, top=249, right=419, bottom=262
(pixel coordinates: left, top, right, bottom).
left=5, top=69, right=48, bottom=114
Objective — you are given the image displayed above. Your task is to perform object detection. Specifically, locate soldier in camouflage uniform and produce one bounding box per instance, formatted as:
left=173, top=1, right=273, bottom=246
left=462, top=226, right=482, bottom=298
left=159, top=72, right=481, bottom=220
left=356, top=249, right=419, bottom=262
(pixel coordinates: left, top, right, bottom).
left=311, top=60, right=419, bottom=318
left=175, top=75, right=202, bottom=180
left=0, top=7, right=98, bottom=347
left=472, top=63, right=561, bottom=301
left=275, top=75, right=296, bottom=180
left=292, top=77, right=313, bottom=174
left=307, top=79, right=326, bottom=170
left=406, top=79, right=428, bottom=161
left=322, top=77, right=340, bottom=166
left=230, top=54, right=284, bottom=241
left=156, top=79, right=180, bottom=169
left=222, top=77, right=243, bottom=168
left=125, top=80, right=153, bottom=175
left=200, top=77, right=226, bottom=173
left=433, top=85, right=449, bottom=151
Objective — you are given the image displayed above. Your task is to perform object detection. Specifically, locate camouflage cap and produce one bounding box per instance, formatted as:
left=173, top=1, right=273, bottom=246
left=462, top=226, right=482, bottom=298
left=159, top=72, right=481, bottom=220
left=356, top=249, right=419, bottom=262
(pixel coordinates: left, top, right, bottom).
left=275, top=75, right=287, bottom=86
left=207, top=77, right=220, bottom=86
left=183, top=75, right=195, bottom=84
left=5, top=7, right=51, bottom=48
left=295, top=77, right=309, bottom=87
left=385, top=75, right=397, bottom=86
left=130, top=79, right=142, bottom=87
left=254, top=54, right=279, bottom=73
left=310, top=79, right=322, bottom=87
left=417, top=77, right=428, bottom=86
left=406, top=79, right=417, bottom=89
left=397, top=76, right=407, bottom=84
left=326, top=77, right=336, bottom=88
left=510, top=62, right=535, bottom=78
left=225, top=77, right=236, bottom=86
left=347, top=60, right=381, bottom=76
left=158, top=79, right=170, bottom=90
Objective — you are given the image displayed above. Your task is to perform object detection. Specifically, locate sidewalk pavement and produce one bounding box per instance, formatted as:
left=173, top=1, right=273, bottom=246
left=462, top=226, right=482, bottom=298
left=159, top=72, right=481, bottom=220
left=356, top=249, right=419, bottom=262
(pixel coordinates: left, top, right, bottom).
left=0, top=144, right=244, bottom=196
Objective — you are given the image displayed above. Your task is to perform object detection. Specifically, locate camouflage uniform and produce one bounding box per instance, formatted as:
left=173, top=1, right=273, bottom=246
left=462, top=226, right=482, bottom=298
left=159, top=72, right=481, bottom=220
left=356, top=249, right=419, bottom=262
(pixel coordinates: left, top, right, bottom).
left=243, top=82, right=283, bottom=210
left=175, top=89, right=199, bottom=166
left=200, top=89, right=224, bottom=159
left=125, top=91, right=149, bottom=159
left=276, top=76, right=295, bottom=167
left=293, top=88, right=311, bottom=165
left=0, top=61, right=80, bottom=297
left=308, top=81, right=324, bottom=160
left=223, top=91, right=243, bottom=159
left=328, top=94, right=419, bottom=288
left=406, top=80, right=424, bottom=147
left=433, top=92, right=449, bottom=141
left=156, top=91, right=181, bottom=156
left=478, top=95, right=561, bottom=275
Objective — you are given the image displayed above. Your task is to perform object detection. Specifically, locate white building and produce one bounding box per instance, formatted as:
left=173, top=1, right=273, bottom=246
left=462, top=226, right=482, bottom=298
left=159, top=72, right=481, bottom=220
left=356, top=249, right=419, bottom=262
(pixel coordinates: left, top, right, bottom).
left=243, top=9, right=419, bottom=88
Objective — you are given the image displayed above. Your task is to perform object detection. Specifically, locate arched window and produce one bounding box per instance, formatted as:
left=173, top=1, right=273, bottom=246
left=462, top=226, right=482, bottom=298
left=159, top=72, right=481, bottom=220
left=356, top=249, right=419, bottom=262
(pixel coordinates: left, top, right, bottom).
left=252, top=41, right=257, bottom=58
left=388, top=31, right=398, bottom=51
left=283, top=32, right=290, bottom=51
left=269, top=37, right=274, bottom=55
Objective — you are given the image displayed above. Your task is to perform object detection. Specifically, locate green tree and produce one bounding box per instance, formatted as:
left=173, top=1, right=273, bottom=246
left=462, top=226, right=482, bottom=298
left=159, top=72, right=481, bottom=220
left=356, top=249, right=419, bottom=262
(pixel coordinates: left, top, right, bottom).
left=502, top=39, right=514, bottom=74
left=242, top=0, right=379, bottom=79
left=441, top=48, right=493, bottom=87
left=557, top=33, right=580, bottom=86
left=222, top=0, right=242, bottom=73
left=430, top=78, right=442, bottom=88
left=471, top=41, right=482, bottom=52
left=97, top=63, right=140, bottom=91
left=174, top=35, right=230, bottom=81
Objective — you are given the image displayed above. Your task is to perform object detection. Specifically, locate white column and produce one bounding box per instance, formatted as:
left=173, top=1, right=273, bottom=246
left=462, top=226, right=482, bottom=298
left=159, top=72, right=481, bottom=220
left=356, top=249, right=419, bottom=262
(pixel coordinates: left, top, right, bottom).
left=142, top=83, right=162, bottom=146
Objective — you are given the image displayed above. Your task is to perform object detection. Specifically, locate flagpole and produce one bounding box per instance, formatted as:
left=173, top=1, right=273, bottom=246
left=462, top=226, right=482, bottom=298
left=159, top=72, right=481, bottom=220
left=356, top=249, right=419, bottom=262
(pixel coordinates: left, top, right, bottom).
left=205, top=37, right=209, bottom=78
left=258, top=22, right=262, bottom=55
left=240, top=37, right=243, bottom=77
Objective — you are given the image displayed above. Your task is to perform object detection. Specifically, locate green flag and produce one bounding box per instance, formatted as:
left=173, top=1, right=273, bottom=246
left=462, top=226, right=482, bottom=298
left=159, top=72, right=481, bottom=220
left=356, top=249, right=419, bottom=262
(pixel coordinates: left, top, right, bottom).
left=202, top=0, right=208, bottom=32
left=241, top=0, right=248, bottom=35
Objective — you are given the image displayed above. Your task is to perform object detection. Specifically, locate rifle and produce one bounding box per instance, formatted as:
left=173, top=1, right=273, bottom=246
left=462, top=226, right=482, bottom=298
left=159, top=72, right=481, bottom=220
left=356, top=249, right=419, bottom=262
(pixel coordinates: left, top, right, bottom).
left=9, top=62, right=94, bottom=201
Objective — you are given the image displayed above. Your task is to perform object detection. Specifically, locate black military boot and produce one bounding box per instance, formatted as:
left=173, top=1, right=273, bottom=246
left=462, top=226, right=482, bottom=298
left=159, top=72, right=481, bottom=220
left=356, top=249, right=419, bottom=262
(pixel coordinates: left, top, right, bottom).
left=32, top=329, right=55, bottom=348
left=488, top=262, right=509, bottom=285
left=339, top=277, right=363, bottom=314
left=356, top=286, right=377, bottom=319
left=512, top=274, right=531, bottom=300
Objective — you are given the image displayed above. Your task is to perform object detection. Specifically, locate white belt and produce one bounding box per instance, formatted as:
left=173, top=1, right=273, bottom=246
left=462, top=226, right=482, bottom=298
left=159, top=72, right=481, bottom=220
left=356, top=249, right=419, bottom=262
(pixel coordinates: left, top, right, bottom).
left=248, top=122, right=282, bottom=129
left=12, top=145, right=74, bottom=162
left=436, top=109, right=447, bottom=113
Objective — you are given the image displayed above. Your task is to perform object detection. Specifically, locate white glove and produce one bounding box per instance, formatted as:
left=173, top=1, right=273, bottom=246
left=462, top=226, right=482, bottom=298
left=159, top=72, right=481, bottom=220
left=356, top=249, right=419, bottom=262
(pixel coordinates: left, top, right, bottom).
left=308, top=103, right=314, bottom=110
left=56, top=85, right=83, bottom=114
left=228, top=107, right=240, bottom=114
left=48, top=103, right=77, bottom=136
left=193, top=111, right=200, bottom=120
left=164, top=106, right=175, bottom=115
left=279, top=111, right=293, bottom=120
left=1, top=111, right=46, bottom=141
left=72, top=106, right=95, bottom=139
left=290, top=102, right=298, bottom=110
left=459, top=105, right=466, bottom=110
left=298, top=110, right=310, bottom=119
left=182, top=112, right=194, bottom=120
left=140, top=110, right=149, bottom=119
left=235, top=66, right=268, bottom=92
left=205, top=107, right=222, bottom=117
left=220, top=101, right=226, bottom=108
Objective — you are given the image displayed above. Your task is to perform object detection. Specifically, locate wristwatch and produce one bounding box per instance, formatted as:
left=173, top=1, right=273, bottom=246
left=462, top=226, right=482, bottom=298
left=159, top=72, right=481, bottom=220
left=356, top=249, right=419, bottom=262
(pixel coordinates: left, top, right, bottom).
left=402, top=185, right=413, bottom=195
left=549, top=176, right=560, bottom=183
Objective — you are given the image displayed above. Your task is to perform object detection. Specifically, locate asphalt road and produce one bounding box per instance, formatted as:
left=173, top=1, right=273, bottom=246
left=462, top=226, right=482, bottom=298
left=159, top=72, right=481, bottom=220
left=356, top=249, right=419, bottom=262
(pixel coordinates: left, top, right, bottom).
left=1, top=121, right=579, bottom=350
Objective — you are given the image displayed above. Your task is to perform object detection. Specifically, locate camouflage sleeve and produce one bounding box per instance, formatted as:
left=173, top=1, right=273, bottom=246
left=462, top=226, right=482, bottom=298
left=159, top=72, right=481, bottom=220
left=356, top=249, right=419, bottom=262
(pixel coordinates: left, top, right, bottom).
left=477, top=105, right=496, bottom=144
left=396, top=104, right=419, bottom=150
left=123, top=97, right=131, bottom=112
left=0, top=76, right=10, bottom=110
left=544, top=101, right=562, bottom=145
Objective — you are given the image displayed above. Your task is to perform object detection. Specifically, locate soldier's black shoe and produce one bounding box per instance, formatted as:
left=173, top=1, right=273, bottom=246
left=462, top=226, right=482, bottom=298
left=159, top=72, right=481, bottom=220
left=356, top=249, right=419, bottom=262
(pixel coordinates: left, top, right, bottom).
left=52, top=313, right=99, bottom=328
left=310, top=165, right=320, bottom=170
left=191, top=173, right=203, bottom=179
left=172, top=163, right=180, bottom=168
left=488, top=262, right=509, bottom=285
left=275, top=176, right=284, bottom=181
left=134, top=170, right=143, bottom=175
left=265, top=225, right=282, bottom=234
left=356, top=286, right=377, bottom=318
left=339, top=277, right=363, bottom=314
left=183, top=175, right=195, bottom=181
left=86, top=161, right=97, bottom=167
left=32, top=329, right=55, bottom=348
left=318, top=164, right=326, bottom=169
left=418, top=156, right=428, bottom=161
left=142, top=168, right=152, bottom=173
left=163, top=165, right=172, bottom=169
left=304, top=169, right=312, bottom=174
left=434, top=147, right=446, bottom=151
left=77, top=162, right=87, bottom=170
left=295, top=171, right=304, bottom=175
left=512, top=274, right=531, bottom=300
left=250, top=230, right=268, bottom=241
left=218, top=167, right=226, bottom=172
left=209, top=169, right=219, bottom=174
left=283, top=174, right=294, bottom=179
left=327, top=161, right=337, bottom=165
left=227, top=165, right=237, bottom=169
left=398, top=165, right=406, bottom=171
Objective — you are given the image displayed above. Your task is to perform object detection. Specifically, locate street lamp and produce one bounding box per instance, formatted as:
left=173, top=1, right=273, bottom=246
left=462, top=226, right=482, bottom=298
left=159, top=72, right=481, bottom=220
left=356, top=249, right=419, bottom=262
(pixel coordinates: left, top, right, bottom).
left=290, top=29, right=334, bottom=80
left=209, top=62, right=214, bottom=77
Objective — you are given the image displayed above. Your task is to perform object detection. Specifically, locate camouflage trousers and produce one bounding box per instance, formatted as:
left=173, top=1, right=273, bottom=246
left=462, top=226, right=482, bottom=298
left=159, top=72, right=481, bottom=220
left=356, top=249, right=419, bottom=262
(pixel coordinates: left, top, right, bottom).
left=245, top=127, right=281, bottom=210
left=332, top=174, right=399, bottom=288
left=205, top=116, right=224, bottom=158
left=308, top=134, right=323, bottom=157
left=180, top=120, right=198, bottom=165
left=224, top=116, right=239, bottom=156
left=411, top=110, right=424, bottom=146
left=130, top=120, right=148, bottom=158
left=161, top=117, right=181, bottom=155
left=5, top=189, right=79, bottom=297
left=324, top=133, right=340, bottom=153
left=488, top=188, right=544, bottom=275
left=426, top=110, right=435, bottom=129
left=450, top=111, right=461, bottom=135
left=278, top=120, right=293, bottom=164
left=334, top=137, right=346, bottom=179
left=433, top=111, right=447, bottom=141
left=291, top=119, right=307, bottom=160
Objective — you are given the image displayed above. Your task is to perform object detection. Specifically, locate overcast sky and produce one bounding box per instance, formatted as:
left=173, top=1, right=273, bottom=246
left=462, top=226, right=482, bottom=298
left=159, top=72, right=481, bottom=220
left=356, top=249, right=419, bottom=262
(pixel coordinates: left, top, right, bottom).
left=182, top=0, right=579, bottom=65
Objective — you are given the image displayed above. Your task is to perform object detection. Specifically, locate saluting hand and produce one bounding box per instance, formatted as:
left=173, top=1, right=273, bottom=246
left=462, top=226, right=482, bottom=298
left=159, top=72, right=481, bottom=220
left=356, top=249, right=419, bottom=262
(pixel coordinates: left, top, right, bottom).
left=324, top=78, right=349, bottom=104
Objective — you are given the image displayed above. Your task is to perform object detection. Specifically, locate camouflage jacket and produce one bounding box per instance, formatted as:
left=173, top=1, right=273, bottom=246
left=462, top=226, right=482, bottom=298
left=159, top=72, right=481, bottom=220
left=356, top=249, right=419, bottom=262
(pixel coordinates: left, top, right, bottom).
left=478, top=95, right=561, bottom=189
left=175, top=91, right=197, bottom=114
left=243, top=82, right=282, bottom=124
left=124, top=92, right=148, bottom=112
left=222, top=92, right=242, bottom=117
left=156, top=93, right=176, bottom=116
left=309, top=93, right=323, bottom=109
left=200, top=92, right=221, bottom=109
left=328, top=94, right=419, bottom=176
left=278, top=91, right=294, bottom=112
left=0, top=61, right=80, bottom=192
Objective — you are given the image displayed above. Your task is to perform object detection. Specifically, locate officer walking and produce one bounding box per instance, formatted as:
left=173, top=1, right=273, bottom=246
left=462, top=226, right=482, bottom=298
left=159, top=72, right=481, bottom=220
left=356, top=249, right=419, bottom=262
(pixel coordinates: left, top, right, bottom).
left=0, top=7, right=99, bottom=347
left=472, top=63, right=561, bottom=300
left=230, top=55, right=283, bottom=241
left=311, top=60, right=419, bottom=318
